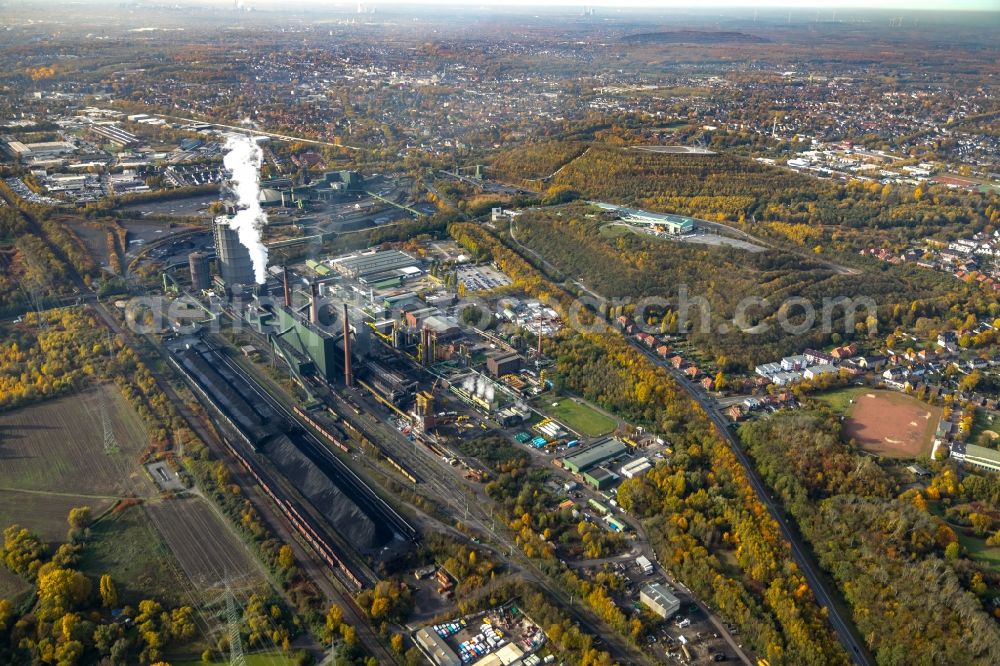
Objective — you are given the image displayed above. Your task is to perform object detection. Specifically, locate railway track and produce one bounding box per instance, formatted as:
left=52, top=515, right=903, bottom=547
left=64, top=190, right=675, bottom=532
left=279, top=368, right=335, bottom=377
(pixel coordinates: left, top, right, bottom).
left=204, top=339, right=418, bottom=543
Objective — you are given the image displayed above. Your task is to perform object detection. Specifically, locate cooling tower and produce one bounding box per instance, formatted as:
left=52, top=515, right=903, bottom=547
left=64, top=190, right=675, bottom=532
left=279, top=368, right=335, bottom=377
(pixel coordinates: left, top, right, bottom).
left=213, top=217, right=255, bottom=288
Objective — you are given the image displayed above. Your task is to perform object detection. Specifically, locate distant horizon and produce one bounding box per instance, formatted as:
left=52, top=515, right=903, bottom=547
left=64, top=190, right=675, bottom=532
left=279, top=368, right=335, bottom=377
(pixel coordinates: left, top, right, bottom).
left=18, top=0, right=1000, bottom=11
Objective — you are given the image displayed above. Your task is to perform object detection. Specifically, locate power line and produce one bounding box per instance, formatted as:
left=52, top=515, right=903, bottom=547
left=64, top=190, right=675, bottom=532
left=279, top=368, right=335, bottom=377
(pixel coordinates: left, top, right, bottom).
left=98, top=388, right=120, bottom=454
left=224, top=580, right=247, bottom=666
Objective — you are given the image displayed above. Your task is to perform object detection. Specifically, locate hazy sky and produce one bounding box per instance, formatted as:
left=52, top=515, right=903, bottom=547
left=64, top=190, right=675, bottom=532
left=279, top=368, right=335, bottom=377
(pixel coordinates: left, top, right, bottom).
left=313, top=0, right=1000, bottom=9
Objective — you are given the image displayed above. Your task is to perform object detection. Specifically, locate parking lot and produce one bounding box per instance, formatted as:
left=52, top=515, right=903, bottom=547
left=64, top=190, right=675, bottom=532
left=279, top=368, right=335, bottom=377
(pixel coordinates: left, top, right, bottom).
left=456, top=264, right=512, bottom=292
left=4, top=176, right=59, bottom=205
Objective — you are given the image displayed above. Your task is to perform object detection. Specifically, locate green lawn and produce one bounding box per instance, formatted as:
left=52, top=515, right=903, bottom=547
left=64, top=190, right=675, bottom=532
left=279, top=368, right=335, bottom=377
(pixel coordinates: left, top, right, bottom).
left=172, top=652, right=299, bottom=666
left=598, top=224, right=631, bottom=239
left=533, top=395, right=617, bottom=437
left=930, top=504, right=1000, bottom=574
left=969, top=408, right=1000, bottom=448
left=78, top=504, right=190, bottom=607
left=957, top=531, right=1000, bottom=574
left=813, top=386, right=868, bottom=415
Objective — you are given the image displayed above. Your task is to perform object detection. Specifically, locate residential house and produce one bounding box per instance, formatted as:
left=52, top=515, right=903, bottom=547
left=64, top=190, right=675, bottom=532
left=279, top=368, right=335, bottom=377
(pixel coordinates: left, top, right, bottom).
left=830, top=343, right=858, bottom=359
left=883, top=367, right=907, bottom=388
left=937, top=331, right=959, bottom=352
left=755, top=362, right=782, bottom=377
left=855, top=355, right=886, bottom=370
left=804, top=364, right=838, bottom=380
left=780, top=354, right=809, bottom=371
left=804, top=349, right=835, bottom=365
left=636, top=332, right=657, bottom=347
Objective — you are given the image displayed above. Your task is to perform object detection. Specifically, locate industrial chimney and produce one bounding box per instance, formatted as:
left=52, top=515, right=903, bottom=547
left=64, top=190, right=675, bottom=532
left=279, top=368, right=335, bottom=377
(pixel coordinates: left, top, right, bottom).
left=537, top=320, right=543, bottom=359
left=421, top=327, right=433, bottom=366
left=282, top=267, right=291, bottom=308
left=343, top=303, right=353, bottom=386
left=310, top=282, right=320, bottom=325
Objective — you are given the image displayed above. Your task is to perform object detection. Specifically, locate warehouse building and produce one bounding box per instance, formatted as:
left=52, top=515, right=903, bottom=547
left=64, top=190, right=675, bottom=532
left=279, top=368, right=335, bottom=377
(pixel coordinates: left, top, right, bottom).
left=561, top=438, right=629, bottom=474
left=415, top=627, right=461, bottom=666
left=10, top=141, right=76, bottom=158
left=582, top=466, right=617, bottom=490
left=88, top=124, right=141, bottom=147
left=640, top=583, right=681, bottom=620
left=332, top=249, right=421, bottom=283
left=486, top=352, right=522, bottom=378
left=620, top=457, right=652, bottom=479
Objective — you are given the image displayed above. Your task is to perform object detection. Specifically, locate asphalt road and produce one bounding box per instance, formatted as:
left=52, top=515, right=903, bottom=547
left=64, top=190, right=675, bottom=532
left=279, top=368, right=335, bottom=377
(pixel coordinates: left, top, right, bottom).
left=631, top=341, right=875, bottom=666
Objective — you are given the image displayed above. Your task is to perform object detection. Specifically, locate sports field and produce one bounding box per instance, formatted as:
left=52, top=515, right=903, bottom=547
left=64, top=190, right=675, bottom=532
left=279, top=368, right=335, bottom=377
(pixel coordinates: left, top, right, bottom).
left=814, top=386, right=867, bottom=415
left=533, top=395, right=617, bottom=437
left=842, top=391, right=940, bottom=458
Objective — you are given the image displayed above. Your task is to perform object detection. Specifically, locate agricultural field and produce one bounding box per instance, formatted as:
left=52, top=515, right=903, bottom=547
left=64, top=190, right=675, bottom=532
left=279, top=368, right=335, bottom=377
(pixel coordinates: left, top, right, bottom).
left=0, top=384, right=154, bottom=497
left=0, top=488, right=116, bottom=543
left=145, top=497, right=267, bottom=591
left=78, top=503, right=192, bottom=607
left=0, top=566, right=28, bottom=600
left=842, top=390, right=940, bottom=458
left=532, top=395, right=617, bottom=438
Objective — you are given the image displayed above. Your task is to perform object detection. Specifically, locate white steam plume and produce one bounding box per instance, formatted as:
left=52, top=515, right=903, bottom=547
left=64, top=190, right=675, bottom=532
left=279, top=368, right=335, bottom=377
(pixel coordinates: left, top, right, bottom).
left=217, top=134, right=268, bottom=284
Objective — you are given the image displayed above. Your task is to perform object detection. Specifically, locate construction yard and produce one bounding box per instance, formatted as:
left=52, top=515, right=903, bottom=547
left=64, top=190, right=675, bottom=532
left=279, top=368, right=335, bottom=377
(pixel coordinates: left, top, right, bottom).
left=842, top=390, right=940, bottom=458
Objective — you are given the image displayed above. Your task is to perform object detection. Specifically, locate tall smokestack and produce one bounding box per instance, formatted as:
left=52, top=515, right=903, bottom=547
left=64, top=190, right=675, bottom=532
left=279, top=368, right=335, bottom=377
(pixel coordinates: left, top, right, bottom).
left=310, top=282, right=319, bottom=325
left=537, top=321, right=542, bottom=359
left=343, top=303, right=353, bottom=386
left=282, top=267, right=291, bottom=308
left=422, top=327, right=433, bottom=366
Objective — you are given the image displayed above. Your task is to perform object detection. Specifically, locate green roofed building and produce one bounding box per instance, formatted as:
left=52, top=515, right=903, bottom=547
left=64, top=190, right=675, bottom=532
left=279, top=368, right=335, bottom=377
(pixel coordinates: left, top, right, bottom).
left=954, top=443, right=1000, bottom=473
left=591, top=202, right=695, bottom=235
left=583, top=466, right=618, bottom=490
left=561, top=438, right=628, bottom=474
